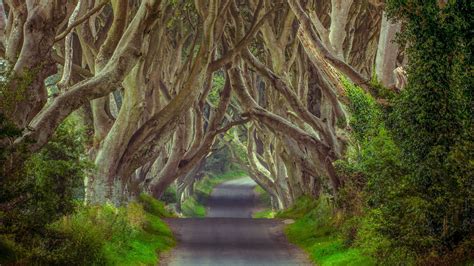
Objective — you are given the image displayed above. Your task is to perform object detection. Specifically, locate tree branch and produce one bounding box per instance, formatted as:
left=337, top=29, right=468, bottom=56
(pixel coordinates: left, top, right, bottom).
left=55, top=0, right=109, bottom=43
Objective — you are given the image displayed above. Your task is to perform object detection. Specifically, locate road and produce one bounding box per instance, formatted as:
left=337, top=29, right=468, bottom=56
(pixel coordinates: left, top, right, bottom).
left=161, top=177, right=311, bottom=266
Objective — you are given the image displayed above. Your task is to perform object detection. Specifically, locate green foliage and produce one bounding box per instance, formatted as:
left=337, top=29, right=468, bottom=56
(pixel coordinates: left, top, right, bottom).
left=1, top=115, right=90, bottom=235
left=343, top=77, right=383, bottom=142
left=208, top=73, right=226, bottom=106
left=0, top=196, right=175, bottom=265
left=277, top=196, right=320, bottom=219
left=336, top=1, right=474, bottom=263
left=0, top=113, right=22, bottom=167
left=160, top=183, right=178, bottom=204
left=279, top=197, right=375, bottom=266
left=370, top=71, right=398, bottom=100
left=203, top=145, right=243, bottom=175
left=25, top=118, right=90, bottom=218
left=0, top=63, right=37, bottom=115
left=0, top=117, right=175, bottom=265
left=31, top=214, right=108, bottom=265
left=102, top=202, right=175, bottom=265
left=47, top=200, right=175, bottom=265
left=339, top=78, right=404, bottom=210
left=0, top=113, right=21, bottom=139
left=0, top=116, right=93, bottom=264
left=181, top=197, right=207, bottom=217
left=254, top=185, right=271, bottom=207
left=373, top=1, right=473, bottom=263
left=138, top=193, right=176, bottom=218
left=252, top=209, right=275, bottom=219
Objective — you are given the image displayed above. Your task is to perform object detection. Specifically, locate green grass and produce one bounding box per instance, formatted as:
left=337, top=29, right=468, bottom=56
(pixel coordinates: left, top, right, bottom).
left=107, top=211, right=175, bottom=265
left=50, top=196, right=176, bottom=265
left=181, top=197, right=206, bottom=217
left=278, top=197, right=375, bottom=266
left=138, top=193, right=176, bottom=218
left=252, top=186, right=275, bottom=218
left=277, top=196, right=319, bottom=219
left=253, top=209, right=275, bottom=218
left=103, top=213, right=175, bottom=265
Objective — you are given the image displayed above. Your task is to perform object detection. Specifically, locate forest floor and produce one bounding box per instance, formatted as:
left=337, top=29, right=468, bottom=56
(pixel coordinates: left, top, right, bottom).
left=160, top=177, right=311, bottom=265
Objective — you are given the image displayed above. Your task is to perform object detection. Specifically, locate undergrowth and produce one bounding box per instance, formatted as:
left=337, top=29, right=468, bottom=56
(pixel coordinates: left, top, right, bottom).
left=54, top=194, right=175, bottom=265
left=181, top=197, right=206, bottom=217
left=1, top=194, right=175, bottom=265
left=277, top=196, right=375, bottom=266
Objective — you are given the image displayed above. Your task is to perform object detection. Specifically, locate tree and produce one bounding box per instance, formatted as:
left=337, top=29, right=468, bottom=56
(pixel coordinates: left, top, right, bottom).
left=0, top=0, right=412, bottom=210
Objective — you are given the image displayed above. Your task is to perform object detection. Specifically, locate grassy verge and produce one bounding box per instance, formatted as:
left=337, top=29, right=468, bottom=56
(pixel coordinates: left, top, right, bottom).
left=181, top=197, right=206, bottom=217
left=181, top=170, right=247, bottom=217
left=252, top=186, right=275, bottom=218
left=46, top=194, right=176, bottom=265
left=253, top=209, right=275, bottom=218
left=277, top=197, right=375, bottom=266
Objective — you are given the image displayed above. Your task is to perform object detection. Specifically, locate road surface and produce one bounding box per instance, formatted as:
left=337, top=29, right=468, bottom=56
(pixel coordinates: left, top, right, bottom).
left=161, top=177, right=311, bottom=266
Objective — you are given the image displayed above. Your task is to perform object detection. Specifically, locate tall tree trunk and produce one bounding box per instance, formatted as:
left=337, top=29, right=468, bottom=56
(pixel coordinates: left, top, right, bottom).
left=375, top=12, right=401, bottom=87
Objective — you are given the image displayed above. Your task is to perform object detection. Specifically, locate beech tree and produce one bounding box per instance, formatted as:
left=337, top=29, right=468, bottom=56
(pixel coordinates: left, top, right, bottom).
left=1, top=0, right=408, bottom=206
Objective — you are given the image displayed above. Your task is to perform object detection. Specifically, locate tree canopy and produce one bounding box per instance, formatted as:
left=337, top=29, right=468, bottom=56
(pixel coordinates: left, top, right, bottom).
left=0, top=0, right=472, bottom=264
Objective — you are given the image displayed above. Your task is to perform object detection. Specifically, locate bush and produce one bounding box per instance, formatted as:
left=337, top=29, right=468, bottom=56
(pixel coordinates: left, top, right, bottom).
left=31, top=225, right=107, bottom=265
left=368, top=1, right=473, bottom=263
left=0, top=115, right=91, bottom=263
left=1, top=115, right=175, bottom=265
left=336, top=2, right=474, bottom=262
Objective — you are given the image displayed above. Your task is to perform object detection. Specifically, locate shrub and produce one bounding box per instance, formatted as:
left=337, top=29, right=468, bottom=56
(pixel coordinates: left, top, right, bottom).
left=375, top=1, right=473, bottom=262
left=0, top=115, right=91, bottom=263
left=337, top=1, right=474, bottom=263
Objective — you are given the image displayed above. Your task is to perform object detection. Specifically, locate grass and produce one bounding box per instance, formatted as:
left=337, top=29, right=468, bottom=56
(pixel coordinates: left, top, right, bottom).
left=253, top=209, right=275, bottom=218
left=277, top=197, right=375, bottom=266
left=252, top=185, right=276, bottom=218
left=181, top=197, right=206, bottom=217
left=138, top=193, right=176, bottom=218
left=49, top=194, right=176, bottom=265
left=103, top=212, right=175, bottom=265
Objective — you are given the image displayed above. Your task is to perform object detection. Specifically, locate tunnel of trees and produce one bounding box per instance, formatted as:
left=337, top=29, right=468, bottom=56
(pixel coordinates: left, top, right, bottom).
left=0, top=0, right=472, bottom=265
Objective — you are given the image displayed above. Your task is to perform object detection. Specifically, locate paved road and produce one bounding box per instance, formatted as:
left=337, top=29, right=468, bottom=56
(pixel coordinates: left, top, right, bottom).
left=206, top=178, right=259, bottom=218
left=161, top=177, right=311, bottom=266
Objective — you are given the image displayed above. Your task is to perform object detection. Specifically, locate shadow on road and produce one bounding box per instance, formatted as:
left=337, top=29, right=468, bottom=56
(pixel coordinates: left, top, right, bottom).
left=161, top=177, right=311, bottom=266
